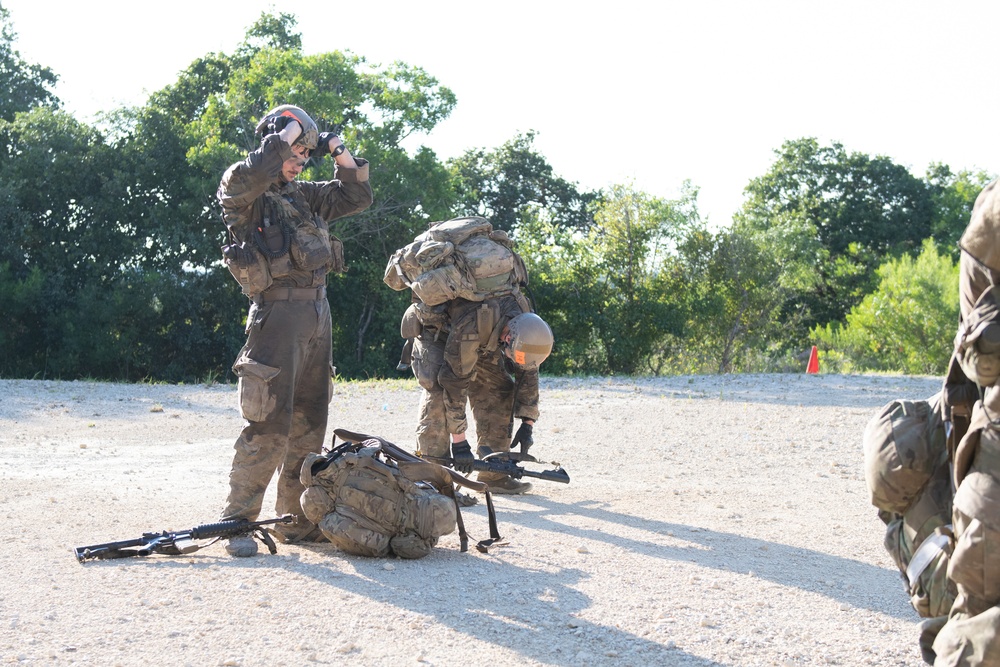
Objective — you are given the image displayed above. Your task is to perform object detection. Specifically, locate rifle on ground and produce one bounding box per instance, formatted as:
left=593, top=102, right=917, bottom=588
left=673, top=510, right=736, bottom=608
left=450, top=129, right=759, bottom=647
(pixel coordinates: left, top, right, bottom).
left=450, top=450, right=571, bottom=484
left=74, top=515, right=295, bottom=563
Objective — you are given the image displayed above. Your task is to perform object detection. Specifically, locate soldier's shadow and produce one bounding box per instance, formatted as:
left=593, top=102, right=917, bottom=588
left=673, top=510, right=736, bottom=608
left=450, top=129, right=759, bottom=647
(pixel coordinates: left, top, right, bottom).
left=287, top=544, right=726, bottom=667
left=463, top=494, right=913, bottom=620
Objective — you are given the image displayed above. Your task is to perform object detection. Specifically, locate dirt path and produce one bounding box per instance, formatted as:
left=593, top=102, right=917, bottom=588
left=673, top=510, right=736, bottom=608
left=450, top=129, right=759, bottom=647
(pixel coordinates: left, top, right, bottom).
left=0, top=373, right=939, bottom=666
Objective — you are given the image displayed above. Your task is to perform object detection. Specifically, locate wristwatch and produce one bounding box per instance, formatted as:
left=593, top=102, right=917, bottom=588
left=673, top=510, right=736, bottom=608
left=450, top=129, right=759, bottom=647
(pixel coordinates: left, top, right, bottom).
left=331, top=144, right=347, bottom=158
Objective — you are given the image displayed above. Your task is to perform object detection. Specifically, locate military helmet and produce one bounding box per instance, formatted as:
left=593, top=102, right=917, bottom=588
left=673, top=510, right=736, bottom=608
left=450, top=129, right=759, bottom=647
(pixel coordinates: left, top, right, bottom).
left=502, top=313, right=553, bottom=369
left=258, top=104, right=319, bottom=150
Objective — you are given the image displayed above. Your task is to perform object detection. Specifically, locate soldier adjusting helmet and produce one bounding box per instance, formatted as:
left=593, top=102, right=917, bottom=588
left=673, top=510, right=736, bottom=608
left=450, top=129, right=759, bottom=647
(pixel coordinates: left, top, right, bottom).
left=502, top=313, right=553, bottom=370
left=256, top=104, right=320, bottom=150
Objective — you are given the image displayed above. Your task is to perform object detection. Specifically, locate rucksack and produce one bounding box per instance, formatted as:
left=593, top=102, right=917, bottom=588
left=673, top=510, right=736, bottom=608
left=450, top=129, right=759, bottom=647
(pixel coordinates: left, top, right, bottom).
left=863, top=394, right=957, bottom=618
left=299, top=429, right=501, bottom=558
left=383, top=216, right=527, bottom=306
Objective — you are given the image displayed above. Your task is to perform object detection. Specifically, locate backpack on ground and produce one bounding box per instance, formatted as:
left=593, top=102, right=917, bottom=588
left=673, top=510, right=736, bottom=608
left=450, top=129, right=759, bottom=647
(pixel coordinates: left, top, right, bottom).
left=299, top=429, right=501, bottom=558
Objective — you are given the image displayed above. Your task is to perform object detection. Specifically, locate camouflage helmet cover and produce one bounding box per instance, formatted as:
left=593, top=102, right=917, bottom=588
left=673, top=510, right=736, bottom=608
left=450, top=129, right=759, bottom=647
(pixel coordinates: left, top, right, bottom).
left=256, top=104, right=319, bottom=150
left=503, top=313, right=553, bottom=369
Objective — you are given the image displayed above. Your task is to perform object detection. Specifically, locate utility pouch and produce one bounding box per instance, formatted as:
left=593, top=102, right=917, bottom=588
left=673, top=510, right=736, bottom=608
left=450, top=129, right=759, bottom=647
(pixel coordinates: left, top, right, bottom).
left=401, top=303, right=423, bottom=339
left=329, top=234, right=346, bottom=273
left=255, top=224, right=293, bottom=278
left=477, top=303, right=496, bottom=348
left=289, top=215, right=334, bottom=272
left=222, top=241, right=273, bottom=297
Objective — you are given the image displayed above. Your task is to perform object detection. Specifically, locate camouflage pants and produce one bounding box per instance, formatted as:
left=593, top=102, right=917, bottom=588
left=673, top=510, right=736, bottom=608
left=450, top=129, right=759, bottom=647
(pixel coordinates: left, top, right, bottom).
left=223, top=298, right=333, bottom=541
left=411, top=331, right=515, bottom=465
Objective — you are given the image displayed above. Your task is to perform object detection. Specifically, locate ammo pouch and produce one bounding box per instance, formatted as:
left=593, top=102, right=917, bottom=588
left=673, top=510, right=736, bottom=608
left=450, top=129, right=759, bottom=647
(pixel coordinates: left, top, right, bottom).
left=414, top=302, right=448, bottom=330
left=222, top=241, right=273, bottom=297
left=263, top=192, right=341, bottom=274
left=288, top=221, right=332, bottom=272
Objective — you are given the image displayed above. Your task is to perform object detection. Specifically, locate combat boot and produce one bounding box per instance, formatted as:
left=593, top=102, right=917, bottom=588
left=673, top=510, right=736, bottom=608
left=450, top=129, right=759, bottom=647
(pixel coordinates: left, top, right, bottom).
left=478, top=473, right=532, bottom=495
left=225, top=535, right=258, bottom=558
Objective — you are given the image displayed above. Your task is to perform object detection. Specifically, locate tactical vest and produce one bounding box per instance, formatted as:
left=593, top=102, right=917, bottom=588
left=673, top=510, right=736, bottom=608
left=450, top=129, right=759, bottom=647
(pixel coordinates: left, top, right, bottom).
left=863, top=395, right=957, bottom=618
left=383, top=216, right=527, bottom=306
left=223, top=191, right=345, bottom=297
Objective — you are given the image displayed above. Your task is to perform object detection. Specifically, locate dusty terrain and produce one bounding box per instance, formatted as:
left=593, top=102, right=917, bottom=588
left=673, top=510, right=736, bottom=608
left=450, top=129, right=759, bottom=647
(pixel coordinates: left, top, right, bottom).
left=0, top=373, right=942, bottom=666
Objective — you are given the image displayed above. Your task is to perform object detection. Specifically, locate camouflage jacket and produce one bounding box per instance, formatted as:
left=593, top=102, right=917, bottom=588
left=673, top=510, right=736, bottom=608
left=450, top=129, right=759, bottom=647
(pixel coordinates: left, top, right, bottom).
left=217, top=134, right=373, bottom=288
left=438, top=294, right=540, bottom=434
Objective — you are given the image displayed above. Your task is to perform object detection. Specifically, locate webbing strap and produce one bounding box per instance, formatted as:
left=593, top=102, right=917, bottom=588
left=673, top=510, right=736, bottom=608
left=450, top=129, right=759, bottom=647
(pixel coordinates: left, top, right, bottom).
left=906, top=525, right=953, bottom=586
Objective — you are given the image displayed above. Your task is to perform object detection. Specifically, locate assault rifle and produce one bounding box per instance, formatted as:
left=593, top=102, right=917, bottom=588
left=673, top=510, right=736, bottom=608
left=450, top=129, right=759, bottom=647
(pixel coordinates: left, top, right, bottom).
left=74, top=515, right=295, bottom=563
left=451, top=449, right=570, bottom=484
left=332, top=428, right=569, bottom=485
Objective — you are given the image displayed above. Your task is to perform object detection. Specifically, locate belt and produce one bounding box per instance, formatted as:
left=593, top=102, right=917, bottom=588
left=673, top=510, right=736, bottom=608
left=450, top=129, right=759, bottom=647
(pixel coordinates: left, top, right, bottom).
left=253, top=286, right=327, bottom=304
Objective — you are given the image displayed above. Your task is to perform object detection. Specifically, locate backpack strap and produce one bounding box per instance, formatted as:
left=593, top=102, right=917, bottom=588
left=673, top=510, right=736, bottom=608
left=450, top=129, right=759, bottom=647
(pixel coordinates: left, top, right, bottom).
left=905, top=525, right=954, bottom=587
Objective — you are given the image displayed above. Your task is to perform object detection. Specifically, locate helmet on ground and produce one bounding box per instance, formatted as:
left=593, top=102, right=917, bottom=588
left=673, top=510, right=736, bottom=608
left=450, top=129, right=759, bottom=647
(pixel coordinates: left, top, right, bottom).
left=502, top=313, right=553, bottom=370
left=256, top=104, right=319, bottom=150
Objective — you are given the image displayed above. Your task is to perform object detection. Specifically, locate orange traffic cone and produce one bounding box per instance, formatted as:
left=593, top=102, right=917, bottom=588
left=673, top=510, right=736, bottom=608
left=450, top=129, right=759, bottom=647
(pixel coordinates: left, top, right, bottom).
left=806, top=345, right=819, bottom=374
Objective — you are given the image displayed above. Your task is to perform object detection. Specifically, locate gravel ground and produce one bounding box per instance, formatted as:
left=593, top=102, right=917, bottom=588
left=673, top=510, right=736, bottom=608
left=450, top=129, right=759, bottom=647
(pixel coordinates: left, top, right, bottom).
left=0, top=373, right=941, bottom=666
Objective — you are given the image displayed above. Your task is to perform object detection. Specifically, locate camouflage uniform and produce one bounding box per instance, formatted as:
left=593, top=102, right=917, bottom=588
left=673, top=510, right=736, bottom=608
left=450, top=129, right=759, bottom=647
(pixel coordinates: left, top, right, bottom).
left=218, top=133, right=373, bottom=541
left=412, top=294, right=539, bottom=483
left=933, top=178, right=1000, bottom=665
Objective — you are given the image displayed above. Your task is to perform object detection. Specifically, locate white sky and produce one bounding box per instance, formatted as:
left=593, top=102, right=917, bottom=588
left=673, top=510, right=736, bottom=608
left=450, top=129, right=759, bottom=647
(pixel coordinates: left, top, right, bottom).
left=4, top=0, right=998, bottom=225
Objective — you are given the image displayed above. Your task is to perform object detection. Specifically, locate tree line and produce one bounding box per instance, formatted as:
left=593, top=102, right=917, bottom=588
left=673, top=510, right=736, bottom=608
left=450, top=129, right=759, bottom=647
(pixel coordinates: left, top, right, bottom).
left=0, top=9, right=991, bottom=382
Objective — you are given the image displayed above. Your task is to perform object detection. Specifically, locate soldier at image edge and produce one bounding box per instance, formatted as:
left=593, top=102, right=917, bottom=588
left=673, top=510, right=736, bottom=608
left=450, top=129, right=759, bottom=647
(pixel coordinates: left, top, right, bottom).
left=931, top=177, right=1000, bottom=665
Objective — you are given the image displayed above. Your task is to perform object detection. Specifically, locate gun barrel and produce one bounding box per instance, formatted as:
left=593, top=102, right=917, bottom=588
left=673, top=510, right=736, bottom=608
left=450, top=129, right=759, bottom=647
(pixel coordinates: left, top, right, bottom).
left=471, top=459, right=570, bottom=484
left=519, top=467, right=571, bottom=484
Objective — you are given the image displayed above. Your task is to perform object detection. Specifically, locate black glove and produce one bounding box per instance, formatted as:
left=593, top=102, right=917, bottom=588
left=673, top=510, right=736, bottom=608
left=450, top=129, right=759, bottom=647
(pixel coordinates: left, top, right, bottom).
left=311, top=132, right=340, bottom=159
left=511, top=421, right=534, bottom=452
left=254, top=113, right=292, bottom=137
left=451, top=440, right=475, bottom=474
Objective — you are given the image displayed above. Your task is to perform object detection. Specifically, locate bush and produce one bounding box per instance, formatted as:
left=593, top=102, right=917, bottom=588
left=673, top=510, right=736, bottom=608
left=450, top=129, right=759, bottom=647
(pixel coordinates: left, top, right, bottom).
left=813, top=239, right=957, bottom=375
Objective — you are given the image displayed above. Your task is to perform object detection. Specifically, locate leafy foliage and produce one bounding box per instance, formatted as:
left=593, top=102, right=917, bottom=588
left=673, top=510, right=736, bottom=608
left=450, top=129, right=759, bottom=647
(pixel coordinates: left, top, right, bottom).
left=449, top=132, right=600, bottom=232
left=0, top=9, right=989, bottom=381
left=738, top=138, right=935, bottom=339
left=518, top=183, right=695, bottom=375
left=925, top=163, right=995, bottom=259
left=0, top=8, right=59, bottom=121
left=813, top=239, right=958, bottom=375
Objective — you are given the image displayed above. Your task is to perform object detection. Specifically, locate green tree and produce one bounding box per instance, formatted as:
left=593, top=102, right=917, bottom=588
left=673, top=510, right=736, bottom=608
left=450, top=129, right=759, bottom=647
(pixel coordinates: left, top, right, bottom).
left=0, top=7, right=59, bottom=121
left=449, top=132, right=601, bottom=232
left=925, top=163, right=995, bottom=259
left=738, top=138, right=935, bottom=338
left=814, top=239, right=958, bottom=375
left=518, top=183, right=694, bottom=374
left=120, top=14, right=460, bottom=379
